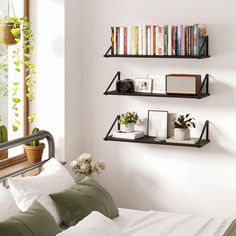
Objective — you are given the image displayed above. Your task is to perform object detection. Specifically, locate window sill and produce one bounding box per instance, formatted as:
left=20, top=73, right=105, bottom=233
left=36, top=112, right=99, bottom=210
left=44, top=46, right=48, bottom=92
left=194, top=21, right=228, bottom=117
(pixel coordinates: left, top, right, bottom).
left=0, top=159, right=67, bottom=179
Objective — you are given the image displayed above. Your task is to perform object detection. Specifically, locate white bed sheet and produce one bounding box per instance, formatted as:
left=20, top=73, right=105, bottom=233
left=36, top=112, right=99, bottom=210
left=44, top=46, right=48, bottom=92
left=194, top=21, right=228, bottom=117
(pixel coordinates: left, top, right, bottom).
left=114, top=208, right=234, bottom=236
left=114, top=208, right=149, bottom=230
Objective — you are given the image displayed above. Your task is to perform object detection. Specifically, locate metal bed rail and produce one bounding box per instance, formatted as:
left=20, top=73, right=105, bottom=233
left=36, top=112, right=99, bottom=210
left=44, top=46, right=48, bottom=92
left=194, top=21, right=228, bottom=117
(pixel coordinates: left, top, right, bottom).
left=0, top=130, right=55, bottom=183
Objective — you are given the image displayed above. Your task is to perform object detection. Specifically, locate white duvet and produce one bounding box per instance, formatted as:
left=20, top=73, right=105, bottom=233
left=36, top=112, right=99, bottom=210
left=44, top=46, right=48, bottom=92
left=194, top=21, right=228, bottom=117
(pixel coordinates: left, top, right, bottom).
left=57, top=210, right=233, bottom=236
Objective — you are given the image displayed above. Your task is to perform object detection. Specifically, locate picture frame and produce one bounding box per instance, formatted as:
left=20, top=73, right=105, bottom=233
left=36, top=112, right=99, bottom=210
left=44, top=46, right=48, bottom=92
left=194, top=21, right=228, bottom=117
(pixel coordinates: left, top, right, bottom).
left=147, top=74, right=166, bottom=94
left=134, top=78, right=152, bottom=93
left=147, top=110, right=168, bottom=138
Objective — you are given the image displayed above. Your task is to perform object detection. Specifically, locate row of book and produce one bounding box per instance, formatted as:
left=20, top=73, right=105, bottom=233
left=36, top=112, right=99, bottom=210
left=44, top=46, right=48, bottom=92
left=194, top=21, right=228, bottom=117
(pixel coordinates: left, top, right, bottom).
left=111, top=24, right=207, bottom=56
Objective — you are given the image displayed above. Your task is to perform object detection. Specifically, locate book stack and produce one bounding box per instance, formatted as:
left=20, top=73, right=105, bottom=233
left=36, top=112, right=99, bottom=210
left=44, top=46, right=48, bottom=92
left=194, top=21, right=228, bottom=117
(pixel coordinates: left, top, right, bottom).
left=112, top=131, right=144, bottom=140
left=111, top=24, right=207, bottom=56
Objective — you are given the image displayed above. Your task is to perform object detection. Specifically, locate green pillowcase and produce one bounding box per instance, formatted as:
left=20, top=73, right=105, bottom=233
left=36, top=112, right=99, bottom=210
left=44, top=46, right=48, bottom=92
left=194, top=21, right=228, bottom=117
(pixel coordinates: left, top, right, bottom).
left=0, top=201, right=61, bottom=236
left=50, top=177, right=119, bottom=227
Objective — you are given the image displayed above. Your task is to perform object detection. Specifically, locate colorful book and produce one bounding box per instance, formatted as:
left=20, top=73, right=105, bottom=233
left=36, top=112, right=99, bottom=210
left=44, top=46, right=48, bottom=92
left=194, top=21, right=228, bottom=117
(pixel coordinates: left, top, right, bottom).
left=142, top=25, right=146, bottom=55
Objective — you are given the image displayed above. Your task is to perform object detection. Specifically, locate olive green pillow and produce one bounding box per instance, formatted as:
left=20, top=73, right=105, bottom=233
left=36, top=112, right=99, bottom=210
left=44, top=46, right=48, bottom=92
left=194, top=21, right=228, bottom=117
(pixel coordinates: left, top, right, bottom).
left=50, top=177, right=119, bottom=227
left=0, top=201, right=61, bottom=236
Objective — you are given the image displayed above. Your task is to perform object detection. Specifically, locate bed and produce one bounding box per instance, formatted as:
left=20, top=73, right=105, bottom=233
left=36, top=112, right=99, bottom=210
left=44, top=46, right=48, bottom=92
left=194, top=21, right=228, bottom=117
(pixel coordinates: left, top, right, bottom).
left=0, top=131, right=236, bottom=236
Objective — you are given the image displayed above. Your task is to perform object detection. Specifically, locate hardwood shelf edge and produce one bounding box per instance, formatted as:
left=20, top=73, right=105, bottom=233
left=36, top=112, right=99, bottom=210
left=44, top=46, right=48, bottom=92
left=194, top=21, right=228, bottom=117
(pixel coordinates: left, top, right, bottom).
left=104, top=136, right=210, bottom=148
left=104, top=91, right=210, bottom=99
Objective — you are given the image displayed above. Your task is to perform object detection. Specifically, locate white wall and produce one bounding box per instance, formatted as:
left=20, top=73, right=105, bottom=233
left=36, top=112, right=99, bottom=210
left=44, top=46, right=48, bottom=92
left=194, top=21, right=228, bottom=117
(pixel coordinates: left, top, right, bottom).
left=31, top=0, right=83, bottom=165
left=31, top=0, right=65, bottom=160
left=82, top=0, right=236, bottom=218
left=64, top=0, right=83, bottom=166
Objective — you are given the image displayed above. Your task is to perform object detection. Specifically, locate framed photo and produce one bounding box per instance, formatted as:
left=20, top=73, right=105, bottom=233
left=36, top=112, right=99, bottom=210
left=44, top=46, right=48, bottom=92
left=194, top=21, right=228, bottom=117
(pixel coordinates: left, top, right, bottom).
left=147, top=110, right=168, bottom=138
left=147, top=74, right=166, bottom=94
left=135, top=78, right=152, bottom=93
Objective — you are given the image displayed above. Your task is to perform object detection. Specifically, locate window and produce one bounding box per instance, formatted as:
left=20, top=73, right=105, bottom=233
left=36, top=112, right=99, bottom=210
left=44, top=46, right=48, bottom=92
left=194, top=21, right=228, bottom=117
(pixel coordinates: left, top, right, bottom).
left=0, top=0, right=29, bottom=169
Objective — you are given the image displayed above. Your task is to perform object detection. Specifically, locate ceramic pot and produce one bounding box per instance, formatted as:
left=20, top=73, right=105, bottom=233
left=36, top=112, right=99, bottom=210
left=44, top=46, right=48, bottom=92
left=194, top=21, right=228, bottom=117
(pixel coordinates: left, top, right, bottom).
left=120, top=123, right=134, bottom=133
left=174, top=128, right=190, bottom=140
left=0, top=23, right=18, bottom=45
left=24, top=143, right=45, bottom=164
left=0, top=150, right=8, bottom=160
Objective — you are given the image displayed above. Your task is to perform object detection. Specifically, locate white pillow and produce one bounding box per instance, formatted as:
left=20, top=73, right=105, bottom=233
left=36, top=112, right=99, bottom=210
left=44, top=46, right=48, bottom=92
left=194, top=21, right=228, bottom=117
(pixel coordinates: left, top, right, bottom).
left=8, top=158, right=75, bottom=224
left=0, top=184, right=20, bottom=221
left=57, top=211, right=124, bottom=236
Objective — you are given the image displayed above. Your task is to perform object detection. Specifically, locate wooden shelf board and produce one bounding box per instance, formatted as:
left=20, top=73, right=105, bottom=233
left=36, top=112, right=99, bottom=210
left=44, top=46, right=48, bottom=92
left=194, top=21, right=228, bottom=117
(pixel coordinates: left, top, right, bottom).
left=104, top=135, right=210, bottom=148
left=105, top=90, right=210, bottom=99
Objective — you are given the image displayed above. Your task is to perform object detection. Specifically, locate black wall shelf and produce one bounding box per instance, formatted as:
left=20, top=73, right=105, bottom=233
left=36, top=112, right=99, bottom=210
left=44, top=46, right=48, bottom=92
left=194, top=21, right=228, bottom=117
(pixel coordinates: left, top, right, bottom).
left=104, top=72, right=210, bottom=99
left=104, top=116, right=210, bottom=148
left=104, top=37, right=209, bottom=59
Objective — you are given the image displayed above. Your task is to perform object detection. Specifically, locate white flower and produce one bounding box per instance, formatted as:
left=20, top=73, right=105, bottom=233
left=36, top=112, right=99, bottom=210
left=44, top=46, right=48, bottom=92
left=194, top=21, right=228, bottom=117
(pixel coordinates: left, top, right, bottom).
left=77, top=153, right=92, bottom=162
left=79, top=163, right=90, bottom=174
left=70, top=160, right=77, bottom=167
left=97, top=160, right=106, bottom=170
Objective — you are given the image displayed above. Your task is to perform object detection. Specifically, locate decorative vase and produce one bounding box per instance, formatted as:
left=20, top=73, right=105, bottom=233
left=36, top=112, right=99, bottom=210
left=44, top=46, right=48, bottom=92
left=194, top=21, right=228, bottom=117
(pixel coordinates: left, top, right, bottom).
left=24, top=143, right=45, bottom=164
left=120, top=123, right=134, bottom=133
left=174, top=128, right=190, bottom=140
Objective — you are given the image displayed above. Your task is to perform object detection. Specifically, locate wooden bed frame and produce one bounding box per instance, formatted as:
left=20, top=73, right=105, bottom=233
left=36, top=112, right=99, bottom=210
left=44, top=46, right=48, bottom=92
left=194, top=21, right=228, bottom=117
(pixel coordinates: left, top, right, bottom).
left=0, top=130, right=55, bottom=185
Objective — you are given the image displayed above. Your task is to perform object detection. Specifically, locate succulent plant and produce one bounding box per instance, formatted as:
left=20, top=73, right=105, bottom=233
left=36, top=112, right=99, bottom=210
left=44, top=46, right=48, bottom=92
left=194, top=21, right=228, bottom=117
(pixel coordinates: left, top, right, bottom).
left=173, top=114, right=196, bottom=129
left=0, top=125, right=8, bottom=143
left=29, top=127, right=40, bottom=146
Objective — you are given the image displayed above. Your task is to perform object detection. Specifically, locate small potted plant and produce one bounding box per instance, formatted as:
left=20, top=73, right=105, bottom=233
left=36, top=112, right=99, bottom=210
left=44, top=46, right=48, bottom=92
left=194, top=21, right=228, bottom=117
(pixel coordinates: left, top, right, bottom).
left=70, top=153, right=105, bottom=177
left=173, top=114, right=196, bottom=140
left=24, top=128, right=45, bottom=164
left=118, top=112, right=139, bottom=133
left=0, top=124, right=8, bottom=160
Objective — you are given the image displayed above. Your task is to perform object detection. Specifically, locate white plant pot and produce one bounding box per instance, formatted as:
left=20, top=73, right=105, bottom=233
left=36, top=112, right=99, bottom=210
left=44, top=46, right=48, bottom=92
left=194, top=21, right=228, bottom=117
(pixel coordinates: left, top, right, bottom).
left=120, top=123, right=134, bottom=133
left=174, top=128, right=190, bottom=140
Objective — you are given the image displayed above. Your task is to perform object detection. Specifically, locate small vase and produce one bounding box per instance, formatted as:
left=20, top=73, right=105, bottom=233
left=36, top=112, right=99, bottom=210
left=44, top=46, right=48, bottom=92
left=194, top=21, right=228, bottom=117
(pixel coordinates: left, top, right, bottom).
left=120, top=123, right=134, bottom=133
left=174, top=128, right=190, bottom=140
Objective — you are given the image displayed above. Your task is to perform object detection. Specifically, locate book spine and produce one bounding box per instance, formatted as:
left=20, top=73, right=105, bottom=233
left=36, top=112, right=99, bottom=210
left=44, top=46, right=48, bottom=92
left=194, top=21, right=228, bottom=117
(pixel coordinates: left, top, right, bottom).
left=150, top=25, right=154, bottom=55
left=135, top=26, right=139, bottom=55
left=111, top=27, right=115, bottom=55
left=158, top=26, right=164, bottom=55
left=147, top=25, right=151, bottom=55
left=127, top=26, right=132, bottom=55
left=168, top=25, right=172, bottom=55
left=131, top=26, right=136, bottom=55
left=155, top=26, right=159, bottom=55
left=199, top=24, right=206, bottom=55
left=124, top=27, right=128, bottom=55
left=119, top=27, right=124, bottom=55
left=116, top=27, right=120, bottom=55
left=138, top=26, right=142, bottom=55
left=164, top=25, right=168, bottom=55
left=181, top=25, right=185, bottom=56
left=177, top=25, right=181, bottom=56
left=190, top=25, right=194, bottom=55
left=142, top=25, right=146, bottom=55
left=188, top=26, right=191, bottom=55
left=172, top=26, right=176, bottom=56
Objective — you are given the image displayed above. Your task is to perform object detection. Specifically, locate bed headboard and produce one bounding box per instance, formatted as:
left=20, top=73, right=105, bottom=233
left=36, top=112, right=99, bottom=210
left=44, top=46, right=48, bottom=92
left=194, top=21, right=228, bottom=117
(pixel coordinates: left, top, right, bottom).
left=0, top=130, right=55, bottom=183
